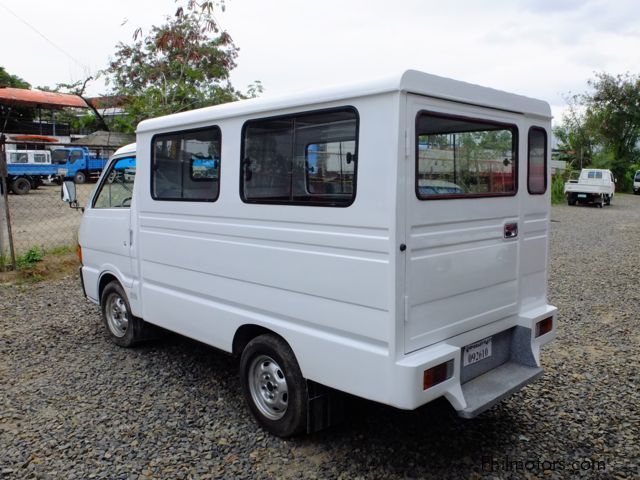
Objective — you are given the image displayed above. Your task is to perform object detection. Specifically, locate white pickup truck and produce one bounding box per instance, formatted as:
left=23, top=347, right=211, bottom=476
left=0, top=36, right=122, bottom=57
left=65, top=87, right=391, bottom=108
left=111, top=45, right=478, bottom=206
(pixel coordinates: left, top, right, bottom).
left=564, top=168, right=615, bottom=207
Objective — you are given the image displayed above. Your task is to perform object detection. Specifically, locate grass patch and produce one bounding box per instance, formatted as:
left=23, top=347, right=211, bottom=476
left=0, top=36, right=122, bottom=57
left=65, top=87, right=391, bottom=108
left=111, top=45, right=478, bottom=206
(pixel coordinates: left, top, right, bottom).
left=0, top=246, right=79, bottom=284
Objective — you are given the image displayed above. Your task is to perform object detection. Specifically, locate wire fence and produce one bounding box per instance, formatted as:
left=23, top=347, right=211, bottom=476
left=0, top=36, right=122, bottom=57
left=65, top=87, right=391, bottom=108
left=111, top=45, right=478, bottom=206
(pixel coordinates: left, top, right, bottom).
left=1, top=180, right=93, bottom=269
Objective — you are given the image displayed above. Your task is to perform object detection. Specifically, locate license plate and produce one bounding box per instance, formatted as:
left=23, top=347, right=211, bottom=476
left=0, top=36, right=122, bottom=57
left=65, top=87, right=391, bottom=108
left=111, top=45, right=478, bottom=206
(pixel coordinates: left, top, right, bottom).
left=463, top=337, right=492, bottom=366
left=578, top=193, right=587, bottom=198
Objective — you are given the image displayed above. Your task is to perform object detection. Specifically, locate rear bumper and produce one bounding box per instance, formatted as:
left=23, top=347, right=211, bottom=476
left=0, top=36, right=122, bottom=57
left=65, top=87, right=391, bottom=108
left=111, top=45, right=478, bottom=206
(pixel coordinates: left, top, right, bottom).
left=458, top=362, right=543, bottom=418
left=389, top=304, right=556, bottom=416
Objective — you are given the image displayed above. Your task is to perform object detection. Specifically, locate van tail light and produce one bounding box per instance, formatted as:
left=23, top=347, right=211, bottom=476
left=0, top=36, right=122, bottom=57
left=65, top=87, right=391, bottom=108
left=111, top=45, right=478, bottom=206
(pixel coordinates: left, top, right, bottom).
left=536, top=317, right=553, bottom=337
left=77, top=245, right=83, bottom=265
left=423, top=360, right=454, bottom=390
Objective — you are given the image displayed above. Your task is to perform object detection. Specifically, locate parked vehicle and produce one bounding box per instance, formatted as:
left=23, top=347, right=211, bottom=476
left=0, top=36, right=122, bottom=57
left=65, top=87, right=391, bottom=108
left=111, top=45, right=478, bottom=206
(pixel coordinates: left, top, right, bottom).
left=63, top=70, right=557, bottom=437
left=5, top=146, right=108, bottom=195
left=6, top=149, right=52, bottom=165
left=51, top=147, right=108, bottom=184
left=564, top=168, right=615, bottom=207
left=634, top=169, right=640, bottom=195
left=4, top=149, right=53, bottom=191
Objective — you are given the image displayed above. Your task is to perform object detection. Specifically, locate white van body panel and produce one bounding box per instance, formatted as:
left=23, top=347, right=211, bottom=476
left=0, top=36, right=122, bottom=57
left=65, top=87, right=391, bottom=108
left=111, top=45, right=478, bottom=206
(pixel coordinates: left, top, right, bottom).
left=79, top=143, right=136, bottom=305
left=79, top=72, right=556, bottom=414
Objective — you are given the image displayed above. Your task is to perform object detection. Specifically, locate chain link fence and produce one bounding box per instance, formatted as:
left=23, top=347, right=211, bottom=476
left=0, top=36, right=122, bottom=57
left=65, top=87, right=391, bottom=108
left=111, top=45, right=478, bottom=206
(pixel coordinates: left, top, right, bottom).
left=1, top=180, right=93, bottom=269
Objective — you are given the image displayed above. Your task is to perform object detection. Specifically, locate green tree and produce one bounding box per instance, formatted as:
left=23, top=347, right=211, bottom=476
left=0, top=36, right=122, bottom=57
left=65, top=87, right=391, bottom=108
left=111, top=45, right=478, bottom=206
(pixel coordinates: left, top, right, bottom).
left=0, top=66, right=33, bottom=130
left=103, top=0, right=259, bottom=132
left=553, top=93, right=595, bottom=170
left=584, top=72, right=640, bottom=188
left=0, top=66, right=30, bottom=88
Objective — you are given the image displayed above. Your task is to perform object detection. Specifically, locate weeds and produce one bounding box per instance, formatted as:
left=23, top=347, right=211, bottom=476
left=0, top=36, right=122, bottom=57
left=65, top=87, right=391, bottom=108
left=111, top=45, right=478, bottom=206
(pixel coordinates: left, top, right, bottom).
left=16, top=247, right=44, bottom=269
left=551, top=174, right=567, bottom=204
left=0, top=245, right=79, bottom=284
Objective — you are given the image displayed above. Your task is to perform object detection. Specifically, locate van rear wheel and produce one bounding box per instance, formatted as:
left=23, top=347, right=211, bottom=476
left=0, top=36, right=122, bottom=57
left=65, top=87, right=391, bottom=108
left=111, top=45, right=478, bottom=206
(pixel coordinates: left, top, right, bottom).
left=240, top=334, right=307, bottom=437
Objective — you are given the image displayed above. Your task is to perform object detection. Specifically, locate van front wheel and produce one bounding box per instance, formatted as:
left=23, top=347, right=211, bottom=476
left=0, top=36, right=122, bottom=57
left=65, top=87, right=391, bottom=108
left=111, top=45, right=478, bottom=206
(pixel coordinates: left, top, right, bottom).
left=240, top=334, right=308, bottom=437
left=101, top=281, right=145, bottom=347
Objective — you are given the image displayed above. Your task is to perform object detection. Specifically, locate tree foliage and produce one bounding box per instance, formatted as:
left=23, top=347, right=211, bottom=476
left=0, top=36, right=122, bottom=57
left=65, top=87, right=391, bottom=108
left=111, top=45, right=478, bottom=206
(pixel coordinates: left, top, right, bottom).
left=104, top=0, right=259, bottom=132
left=584, top=72, right=640, bottom=185
left=0, top=66, right=33, bottom=128
left=556, top=72, right=640, bottom=191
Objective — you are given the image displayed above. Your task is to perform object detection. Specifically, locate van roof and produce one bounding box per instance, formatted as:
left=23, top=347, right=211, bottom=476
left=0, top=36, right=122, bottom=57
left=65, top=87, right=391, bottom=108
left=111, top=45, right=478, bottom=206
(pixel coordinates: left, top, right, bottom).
left=137, top=70, right=551, bottom=134
left=112, top=143, right=136, bottom=157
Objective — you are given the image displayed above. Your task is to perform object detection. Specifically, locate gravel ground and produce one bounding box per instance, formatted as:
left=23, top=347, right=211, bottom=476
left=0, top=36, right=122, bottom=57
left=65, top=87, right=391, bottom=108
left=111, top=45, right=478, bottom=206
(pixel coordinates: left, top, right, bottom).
left=1, top=194, right=639, bottom=479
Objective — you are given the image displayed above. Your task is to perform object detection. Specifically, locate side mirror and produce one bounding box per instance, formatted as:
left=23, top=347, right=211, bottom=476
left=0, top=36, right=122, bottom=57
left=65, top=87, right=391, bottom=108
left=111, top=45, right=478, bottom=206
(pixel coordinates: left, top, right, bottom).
left=61, top=180, right=83, bottom=212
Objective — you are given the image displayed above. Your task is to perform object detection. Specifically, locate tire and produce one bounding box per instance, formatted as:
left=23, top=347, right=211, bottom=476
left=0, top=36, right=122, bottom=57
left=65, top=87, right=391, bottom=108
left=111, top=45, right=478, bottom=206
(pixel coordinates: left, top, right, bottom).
left=100, top=281, right=145, bottom=347
left=11, top=177, right=31, bottom=195
left=240, top=334, right=308, bottom=437
left=567, top=194, right=576, bottom=206
left=29, top=177, right=41, bottom=190
left=74, top=171, right=87, bottom=184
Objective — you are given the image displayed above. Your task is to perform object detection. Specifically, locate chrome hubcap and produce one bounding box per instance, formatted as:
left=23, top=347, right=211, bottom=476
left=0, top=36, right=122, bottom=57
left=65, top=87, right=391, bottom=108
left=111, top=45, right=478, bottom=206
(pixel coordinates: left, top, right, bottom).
left=248, top=355, right=288, bottom=420
left=106, top=294, right=129, bottom=337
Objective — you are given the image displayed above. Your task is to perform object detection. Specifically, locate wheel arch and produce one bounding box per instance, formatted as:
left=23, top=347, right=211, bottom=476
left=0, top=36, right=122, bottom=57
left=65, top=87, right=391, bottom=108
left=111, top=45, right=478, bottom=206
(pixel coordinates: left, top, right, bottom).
left=98, top=272, right=121, bottom=305
left=233, top=324, right=288, bottom=357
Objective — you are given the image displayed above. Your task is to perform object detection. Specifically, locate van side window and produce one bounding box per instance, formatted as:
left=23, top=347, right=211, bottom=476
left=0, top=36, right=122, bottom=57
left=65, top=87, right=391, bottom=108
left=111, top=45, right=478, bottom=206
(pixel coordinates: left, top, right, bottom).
left=93, top=156, right=136, bottom=209
left=241, top=107, right=358, bottom=207
left=152, top=127, right=221, bottom=202
left=528, top=127, right=547, bottom=194
left=415, top=112, right=517, bottom=199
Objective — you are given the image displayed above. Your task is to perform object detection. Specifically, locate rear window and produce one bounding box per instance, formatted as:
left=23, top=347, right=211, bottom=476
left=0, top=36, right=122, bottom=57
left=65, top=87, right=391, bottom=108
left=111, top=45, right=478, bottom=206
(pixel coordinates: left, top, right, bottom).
left=415, top=112, right=517, bottom=199
left=528, top=127, right=547, bottom=194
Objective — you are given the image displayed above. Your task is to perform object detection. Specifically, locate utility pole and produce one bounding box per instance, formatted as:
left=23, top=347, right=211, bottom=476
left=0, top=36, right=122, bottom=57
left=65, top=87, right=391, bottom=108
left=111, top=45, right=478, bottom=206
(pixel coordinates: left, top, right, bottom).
left=0, top=132, right=17, bottom=270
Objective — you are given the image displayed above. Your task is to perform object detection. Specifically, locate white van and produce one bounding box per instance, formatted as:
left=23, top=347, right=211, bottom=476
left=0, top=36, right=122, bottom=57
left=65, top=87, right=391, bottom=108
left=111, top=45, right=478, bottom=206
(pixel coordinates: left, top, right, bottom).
left=64, top=70, right=557, bottom=436
left=634, top=169, right=640, bottom=195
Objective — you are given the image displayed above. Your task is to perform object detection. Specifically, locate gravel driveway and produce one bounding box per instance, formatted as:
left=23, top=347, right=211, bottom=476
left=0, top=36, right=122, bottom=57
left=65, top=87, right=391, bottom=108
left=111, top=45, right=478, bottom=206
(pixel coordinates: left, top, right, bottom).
left=1, top=195, right=639, bottom=479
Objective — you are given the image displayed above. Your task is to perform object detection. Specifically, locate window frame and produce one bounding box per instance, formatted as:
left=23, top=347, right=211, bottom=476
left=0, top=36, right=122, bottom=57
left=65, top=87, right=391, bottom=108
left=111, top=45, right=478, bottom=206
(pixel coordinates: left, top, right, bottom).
left=150, top=125, right=222, bottom=203
left=414, top=110, right=519, bottom=201
left=91, top=155, right=137, bottom=209
left=527, top=126, right=548, bottom=195
left=239, top=106, right=360, bottom=208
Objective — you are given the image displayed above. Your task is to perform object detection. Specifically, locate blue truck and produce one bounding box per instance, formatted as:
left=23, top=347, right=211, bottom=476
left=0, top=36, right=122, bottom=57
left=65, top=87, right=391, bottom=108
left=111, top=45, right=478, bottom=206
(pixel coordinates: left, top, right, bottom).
left=5, top=147, right=108, bottom=195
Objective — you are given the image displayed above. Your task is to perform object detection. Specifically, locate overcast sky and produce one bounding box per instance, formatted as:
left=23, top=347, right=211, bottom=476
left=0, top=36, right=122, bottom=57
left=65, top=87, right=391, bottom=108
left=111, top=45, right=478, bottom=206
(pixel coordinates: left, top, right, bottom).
left=1, top=0, right=639, bottom=124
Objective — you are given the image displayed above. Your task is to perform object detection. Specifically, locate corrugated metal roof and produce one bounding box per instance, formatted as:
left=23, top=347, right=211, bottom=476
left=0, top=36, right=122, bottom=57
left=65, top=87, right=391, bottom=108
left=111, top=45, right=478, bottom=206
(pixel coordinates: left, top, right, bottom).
left=0, top=87, right=89, bottom=109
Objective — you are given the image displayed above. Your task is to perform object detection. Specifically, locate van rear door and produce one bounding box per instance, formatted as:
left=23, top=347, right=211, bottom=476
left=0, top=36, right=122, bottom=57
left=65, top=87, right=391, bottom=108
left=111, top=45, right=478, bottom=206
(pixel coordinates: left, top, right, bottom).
left=404, top=95, right=522, bottom=353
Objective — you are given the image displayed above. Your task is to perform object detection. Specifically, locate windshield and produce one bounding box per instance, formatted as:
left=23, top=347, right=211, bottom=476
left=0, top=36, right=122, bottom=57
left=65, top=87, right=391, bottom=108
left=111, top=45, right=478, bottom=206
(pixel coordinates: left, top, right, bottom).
left=51, top=150, right=68, bottom=164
